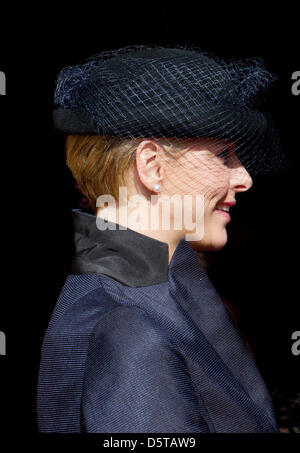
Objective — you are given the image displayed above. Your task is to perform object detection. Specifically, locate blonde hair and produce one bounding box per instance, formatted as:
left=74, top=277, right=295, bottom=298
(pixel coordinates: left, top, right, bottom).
left=65, top=134, right=188, bottom=212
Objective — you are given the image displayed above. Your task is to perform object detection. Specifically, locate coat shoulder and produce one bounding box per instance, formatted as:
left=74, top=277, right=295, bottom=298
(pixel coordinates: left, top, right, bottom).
left=89, top=304, right=173, bottom=354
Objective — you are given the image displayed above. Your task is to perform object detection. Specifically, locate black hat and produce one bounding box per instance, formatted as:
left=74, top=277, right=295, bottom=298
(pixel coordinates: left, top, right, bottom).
left=53, top=45, right=289, bottom=175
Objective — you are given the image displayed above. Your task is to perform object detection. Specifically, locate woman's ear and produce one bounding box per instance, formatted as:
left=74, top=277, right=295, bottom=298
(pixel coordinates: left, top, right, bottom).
left=135, top=140, right=164, bottom=193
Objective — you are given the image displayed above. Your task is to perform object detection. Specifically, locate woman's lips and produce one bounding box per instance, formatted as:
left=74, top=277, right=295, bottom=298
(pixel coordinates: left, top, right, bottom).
left=215, top=209, right=231, bottom=220
left=215, top=201, right=235, bottom=221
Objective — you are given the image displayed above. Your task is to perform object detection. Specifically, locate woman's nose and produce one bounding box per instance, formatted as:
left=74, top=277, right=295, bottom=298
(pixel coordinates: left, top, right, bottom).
left=230, top=165, right=253, bottom=192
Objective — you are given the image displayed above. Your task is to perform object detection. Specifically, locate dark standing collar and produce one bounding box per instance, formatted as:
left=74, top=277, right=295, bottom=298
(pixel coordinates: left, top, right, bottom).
left=71, top=209, right=171, bottom=287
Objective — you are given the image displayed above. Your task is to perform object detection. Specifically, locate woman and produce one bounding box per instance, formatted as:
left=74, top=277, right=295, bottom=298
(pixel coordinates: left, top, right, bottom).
left=37, top=45, right=288, bottom=433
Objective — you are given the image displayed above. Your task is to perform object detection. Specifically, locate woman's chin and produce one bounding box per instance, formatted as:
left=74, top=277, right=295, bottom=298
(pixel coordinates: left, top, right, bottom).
left=189, top=232, right=228, bottom=252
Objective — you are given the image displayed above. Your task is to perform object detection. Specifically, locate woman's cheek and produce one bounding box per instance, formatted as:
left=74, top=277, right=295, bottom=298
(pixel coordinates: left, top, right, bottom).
left=216, top=171, right=231, bottom=194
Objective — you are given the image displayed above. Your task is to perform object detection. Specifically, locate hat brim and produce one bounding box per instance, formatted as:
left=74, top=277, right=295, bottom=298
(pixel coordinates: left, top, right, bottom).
left=53, top=104, right=289, bottom=174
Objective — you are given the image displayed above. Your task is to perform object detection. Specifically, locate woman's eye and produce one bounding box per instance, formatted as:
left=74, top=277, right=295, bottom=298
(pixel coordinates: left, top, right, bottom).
left=217, top=149, right=232, bottom=163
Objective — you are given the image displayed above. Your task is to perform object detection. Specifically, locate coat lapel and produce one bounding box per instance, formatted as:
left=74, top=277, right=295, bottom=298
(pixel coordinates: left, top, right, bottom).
left=167, top=237, right=278, bottom=431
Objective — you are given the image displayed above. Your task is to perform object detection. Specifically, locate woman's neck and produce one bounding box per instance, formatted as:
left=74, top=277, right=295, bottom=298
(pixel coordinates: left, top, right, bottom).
left=96, top=205, right=182, bottom=264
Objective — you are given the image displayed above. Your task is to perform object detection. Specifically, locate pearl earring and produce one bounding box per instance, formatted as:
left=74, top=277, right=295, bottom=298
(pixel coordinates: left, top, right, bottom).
left=153, top=183, right=161, bottom=192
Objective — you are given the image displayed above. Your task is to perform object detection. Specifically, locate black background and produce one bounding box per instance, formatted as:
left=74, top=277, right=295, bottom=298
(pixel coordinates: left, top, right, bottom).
left=0, top=5, right=299, bottom=442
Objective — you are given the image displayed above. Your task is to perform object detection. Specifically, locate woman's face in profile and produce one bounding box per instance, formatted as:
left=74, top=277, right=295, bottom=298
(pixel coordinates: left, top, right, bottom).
left=162, top=138, right=253, bottom=251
